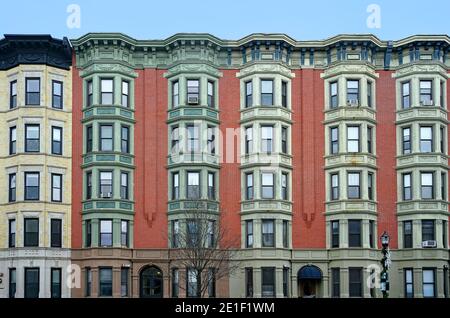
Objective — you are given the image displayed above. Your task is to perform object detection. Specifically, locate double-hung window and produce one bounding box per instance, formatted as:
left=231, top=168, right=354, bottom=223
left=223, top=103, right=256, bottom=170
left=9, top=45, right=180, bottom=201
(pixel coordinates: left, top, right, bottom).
left=9, top=219, right=16, bottom=248
left=261, top=172, right=274, bottom=199
left=172, top=80, right=179, bottom=107
left=87, top=80, right=93, bottom=107
left=187, top=171, right=200, bottom=199
left=330, top=127, right=339, bottom=154
left=422, top=220, right=435, bottom=242
left=403, top=221, right=413, bottom=248
left=172, top=172, right=179, bottom=200
left=86, top=125, right=93, bottom=153
left=281, top=173, right=288, bottom=200
left=261, top=125, right=273, bottom=154
left=51, top=173, right=62, bottom=202
left=187, top=124, right=200, bottom=153
left=348, top=220, right=362, bottom=247
left=347, top=126, right=360, bottom=152
left=121, top=126, right=130, bottom=153
left=331, top=221, right=339, bottom=248
left=246, top=172, right=254, bottom=200
left=421, top=172, right=434, bottom=199
left=120, top=172, right=129, bottom=200
left=121, top=81, right=129, bottom=107
left=26, top=78, right=40, bottom=105
left=51, top=126, right=63, bottom=155
left=207, top=81, right=214, bottom=107
left=245, top=126, right=253, bottom=154
left=402, top=173, right=412, bottom=200
left=9, top=126, right=16, bottom=155
left=24, top=218, right=39, bottom=247
left=207, top=126, right=216, bottom=155
left=99, top=171, right=113, bottom=198
left=9, top=173, right=16, bottom=202
left=420, top=126, right=433, bottom=153
left=121, top=220, right=129, bottom=247
left=246, top=220, right=253, bottom=248
left=25, top=124, right=40, bottom=152
left=262, top=220, right=275, bottom=247
left=245, top=81, right=253, bottom=107
left=331, top=173, right=339, bottom=200
left=261, top=80, right=273, bottom=106
left=347, top=172, right=361, bottom=199
left=281, top=81, right=288, bottom=107
left=330, top=81, right=338, bottom=108
left=25, top=172, right=40, bottom=200
left=402, top=127, right=411, bottom=154
left=420, top=80, right=433, bottom=105
left=404, top=269, right=414, bottom=298
left=99, top=220, right=113, bottom=247
left=346, top=80, right=359, bottom=104
left=208, top=172, right=216, bottom=200
left=423, top=269, right=436, bottom=298
left=100, top=79, right=114, bottom=104
left=100, top=125, right=113, bottom=151
left=50, top=219, right=62, bottom=248
left=10, top=80, right=17, bottom=108
left=187, top=79, right=199, bottom=103
left=402, top=81, right=411, bottom=108
left=52, top=80, right=63, bottom=109
left=281, top=127, right=288, bottom=154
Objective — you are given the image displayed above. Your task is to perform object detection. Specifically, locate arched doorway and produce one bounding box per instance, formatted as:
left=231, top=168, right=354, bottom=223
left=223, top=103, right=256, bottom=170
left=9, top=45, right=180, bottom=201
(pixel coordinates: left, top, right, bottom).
left=140, top=266, right=163, bottom=298
left=297, top=265, right=322, bottom=298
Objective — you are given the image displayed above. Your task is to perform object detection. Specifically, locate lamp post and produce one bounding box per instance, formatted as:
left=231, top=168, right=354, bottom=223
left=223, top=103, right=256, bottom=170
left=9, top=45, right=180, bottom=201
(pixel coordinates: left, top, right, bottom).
left=380, top=231, right=390, bottom=298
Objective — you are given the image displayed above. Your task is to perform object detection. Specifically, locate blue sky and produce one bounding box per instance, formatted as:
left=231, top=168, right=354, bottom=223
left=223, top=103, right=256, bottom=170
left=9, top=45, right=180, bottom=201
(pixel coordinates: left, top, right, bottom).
left=1, top=0, right=449, bottom=40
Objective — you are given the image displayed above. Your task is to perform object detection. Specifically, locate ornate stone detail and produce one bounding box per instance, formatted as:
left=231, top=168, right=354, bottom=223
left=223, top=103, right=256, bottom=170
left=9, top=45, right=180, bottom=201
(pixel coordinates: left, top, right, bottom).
left=164, top=63, right=222, bottom=78
left=392, top=63, right=448, bottom=78
left=80, top=63, right=138, bottom=77
left=321, top=63, right=379, bottom=79
left=236, top=63, right=295, bottom=79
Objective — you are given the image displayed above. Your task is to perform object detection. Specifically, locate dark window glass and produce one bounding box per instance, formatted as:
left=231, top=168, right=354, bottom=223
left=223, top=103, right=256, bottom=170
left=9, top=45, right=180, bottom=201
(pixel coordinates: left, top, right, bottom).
left=402, top=127, right=411, bottom=154
left=187, top=220, right=199, bottom=248
left=261, top=80, right=273, bottom=106
left=261, top=267, right=275, bottom=297
left=9, top=268, right=16, bottom=298
left=172, top=81, right=179, bottom=108
left=121, top=81, right=129, bottom=107
left=10, top=80, right=17, bottom=109
left=187, top=124, right=200, bottom=153
left=245, top=126, right=253, bottom=154
left=207, top=126, right=216, bottom=155
left=421, top=172, right=434, bottom=199
left=330, top=127, right=339, bottom=154
left=367, top=81, right=373, bottom=108
left=99, top=220, right=113, bottom=247
left=283, top=267, right=289, bottom=297
left=24, top=218, right=39, bottom=247
left=246, top=173, right=254, bottom=200
left=187, top=268, right=198, bottom=297
left=85, top=268, right=92, bottom=296
left=51, top=268, right=62, bottom=298
left=86, top=80, right=93, bottom=107
left=261, top=173, right=274, bottom=199
left=100, top=125, right=113, bottom=151
left=281, top=81, right=288, bottom=107
left=120, top=172, right=129, bottom=200
left=50, top=219, right=62, bottom=248
left=86, top=125, right=93, bottom=153
left=262, top=219, right=275, bottom=247
left=51, top=126, right=62, bottom=155
left=245, top=81, right=253, bottom=107
left=331, top=221, right=339, bottom=248
left=404, top=268, right=414, bottom=298
left=121, top=220, right=129, bottom=247
left=330, top=81, right=338, bottom=108
left=443, top=221, right=448, bottom=249
left=25, top=172, right=39, bottom=200
left=172, top=268, right=179, bottom=297
left=9, top=173, right=16, bottom=202
left=207, top=81, right=215, bottom=108
left=187, top=171, right=200, bottom=199
left=348, top=220, right=362, bottom=248
left=172, top=172, right=179, bottom=200
left=440, top=81, right=445, bottom=108
left=208, top=172, right=215, bottom=200
left=440, top=127, right=445, bottom=154
left=171, top=220, right=179, bottom=248
left=85, top=220, right=92, bottom=247
left=171, top=126, right=179, bottom=154
left=402, top=82, right=411, bottom=108
left=403, top=221, right=413, bottom=248
left=420, top=126, right=433, bottom=153
left=420, top=80, right=433, bottom=105
left=9, top=219, right=16, bottom=248
left=261, top=125, right=273, bottom=154
left=282, top=220, right=288, bottom=248
left=86, top=172, right=92, bottom=200
left=246, top=220, right=253, bottom=248
left=331, top=173, right=339, bottom=200
left=121, top=267, right=129, bottom=297
left=281, top=173, right=288, bottom=200
left=99, top=171, right=113, bottom=198
left=51, top=173, right=62, bottom=202
left=52, top=81, right=63, bottom=109
left=121, top=126, right=130, bottom=153
left=25, top=124, right=40, bottom=152
left=208, top=268, right=216, bottom=297
left=26, top=78, right=40, bottom=105
left=347, top=172, right=361, bottom=199
left=9, top=126, right=16, bottom=155
left=331, top=268, right=340, bottom=297
left=24, top=268, right=39, bottom=298
left=281, top=127, right=288, bottom=154
left=403, top=173, right=412, bottom=200
left=100, top=79, right=114, bottom=105
left=368, top=172, right=374, bottom=200
left=422, top=220, right=435, bottom=242
left=349, top=268, right=362, bottom=297
left=245, top=268, right=253, bottom=297
left=99, top=267, right=113, bottom=297
left=367, top=126, right=373, bottom=154
left=369, top=220, right=375, bottom=248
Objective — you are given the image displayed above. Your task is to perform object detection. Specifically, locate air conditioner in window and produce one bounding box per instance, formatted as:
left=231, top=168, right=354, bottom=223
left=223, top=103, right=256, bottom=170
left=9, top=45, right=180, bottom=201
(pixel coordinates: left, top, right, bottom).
left=422, top=240, right=437, bottom=248
left=347, top=99, right=359, bottom=107
left=420, top=100, right=434, bottom=106
left=101, top=192, right=112, bottom=198
left=188, top=96, right=199, bottom=105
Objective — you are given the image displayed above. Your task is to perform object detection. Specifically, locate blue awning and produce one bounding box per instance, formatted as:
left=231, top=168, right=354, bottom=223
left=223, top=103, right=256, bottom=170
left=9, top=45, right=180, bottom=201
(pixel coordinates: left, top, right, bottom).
left=298, top=265, right=322, bottom=280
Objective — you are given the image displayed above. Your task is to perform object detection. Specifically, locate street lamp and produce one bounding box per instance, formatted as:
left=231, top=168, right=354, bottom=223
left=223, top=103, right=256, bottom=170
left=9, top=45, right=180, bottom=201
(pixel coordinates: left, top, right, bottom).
left=380, top=231, right=390, bottom=298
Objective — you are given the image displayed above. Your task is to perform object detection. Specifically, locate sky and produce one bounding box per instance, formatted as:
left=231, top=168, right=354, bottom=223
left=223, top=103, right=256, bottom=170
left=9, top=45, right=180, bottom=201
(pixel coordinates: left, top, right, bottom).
left=0, top=0, right=449, bottom=41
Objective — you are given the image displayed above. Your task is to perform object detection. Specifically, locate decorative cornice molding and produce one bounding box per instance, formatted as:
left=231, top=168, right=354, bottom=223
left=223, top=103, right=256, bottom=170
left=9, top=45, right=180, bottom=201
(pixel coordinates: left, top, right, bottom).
left=163, top=63, right=222, bottom=78
left=80, top=63, right=138, bottom=78
left=392, top=62, right=449, bottom=78
left=321, top=62, right=379, bottom=79
left=236, top=62, right=295, bottom=79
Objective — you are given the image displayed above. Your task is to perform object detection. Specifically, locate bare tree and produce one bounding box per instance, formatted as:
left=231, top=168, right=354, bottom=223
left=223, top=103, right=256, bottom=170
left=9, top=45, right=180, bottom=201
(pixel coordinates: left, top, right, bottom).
left=170, top=200, right=240, bottom=297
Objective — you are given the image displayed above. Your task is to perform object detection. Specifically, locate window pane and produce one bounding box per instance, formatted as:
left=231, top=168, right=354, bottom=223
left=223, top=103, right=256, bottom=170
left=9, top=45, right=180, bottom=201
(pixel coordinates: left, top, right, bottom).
left=261, top=80, right=273, bottom=93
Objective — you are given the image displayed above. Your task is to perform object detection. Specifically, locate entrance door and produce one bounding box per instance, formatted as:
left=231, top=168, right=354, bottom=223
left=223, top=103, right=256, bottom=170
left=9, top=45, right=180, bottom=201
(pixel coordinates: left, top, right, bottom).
left=299, top=280, right=317, bottom=298
left=140, top=266, right=163, bottom=298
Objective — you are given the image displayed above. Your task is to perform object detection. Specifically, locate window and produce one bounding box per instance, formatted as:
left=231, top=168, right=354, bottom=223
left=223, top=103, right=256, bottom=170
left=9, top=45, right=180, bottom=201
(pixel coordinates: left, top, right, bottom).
left=99, top=220, right=113, bottom=247
left=187, top=220, right=199, bottom=248
left=10, top=80, right=17, bottom=108
left=24, top=218, right=39, bottom=247
left=85, top=267, right=92, bottom=297
left=367, top=81, right=373, bottom=108
left=444, top=266, right=449, bottom=298
left=172, top=268, right=179, bottom=297
left=99, top=267, right=113, bottom=297
left=246, top=172, right=254, bottom=200
left=262, top=219, right=275, bottom=247
left=245, top=81, right=253, bottom=107
left=347, top=172, right=361, bottom=199
left=121, top=126, right=130, bottom=153
left=368, top=172, right=374, bottom=200
left=9, top=126, right=16, bottom=155
left=404, top=268, right=414, bottom=298
left=9, top=219, right=16, bottom=248
left=85, top=220, right=91, bottom=247
left=25, top=172, right=39, bottom=200
left=100, top=171, right=113, bottom=198
left=171, top=125, right=180, bottom=154
left=50, top=219, right=62, bottom=248
left=187, top=124, right=200, bottom=153
left=172, top=172, right=179, bottom=200
left=440, top=127, right=445, bottom=154
left=26, top=78, right=40, bottom=105
left=187, top=79, right=199, bottom=103
left=171, top=220, right=179, bottom=248
left=330, top=81, right=338, bottom=108
left=121, top=267, right=129, bottom=297
left=420, top=126, right=433, bottom=152
left=282, top=220, right=288, bottom=248
left=86, top=172, right=92, bottom=200
left=121, top=81, right=129, bottom=107
left=261, top=173, right=274, bottom=199
left=207, top=220, right=215, bottom=248
left=442, top=221, right=447, bottom=249
left=120, top=172, right=129, bottom=200
left=245, top=268, right=253, bottom=297
left=9, top=268, right=16, bottom=298
left=207, top=126, right=216, bottom=155
left=172, top=80, right=179, bottom=108
left=208, top=172, right=215, bottom=200
left=367, top=126, right=373, bottom=154
left=331, top=221, right=339, bottom=248
left=87, top=80, right=93, bottom=107
left=24, top=268, right=40, bottom=298
left=187, top=171, right=200, bottom=199
left=440, top=81, right=445, bottom=108
left=403, top=221, right=413, bottom=248
left=281, top=127, right=288, bottom=154
left=442, top=172, right=447, bottom=200
left=187, top=268, right=198, bottom=297
left=403, top=173, right=412, bottom=201
left=420, top=80, right=433, bottom=105
left=245, top=220, right=253, bottom=248
left=51, top=268, right=62, bottom=298
left=86, top=125, right=93, bottom=153
left=9, top=173, right=16, bottom=202
left=121, top=220, right=129, bottom=247
left=51, top=126, right=63, bottom=155
left=52, top=80, right=63, bottom=109
left=207, top=81, right=215, bottom=108
left=261, top=79, right=273, bottom=106
left=261, top=125, right=273, bottom=153
left=331, top=173, right=339, bottom=200
left=422, top=269, right=436, bottom=298
left=347, top=126, right=360, bottom=152
left=402, top=81, right=411, bottom=108
left=331, top=268, right=340, bottom=297
left=283, top=267, right=289, bottom=297
left=369, top=220, right=375, bottom=248
left=100, top=125, right=113, bottom=151
left=346, top=80, right=359, bottom=104
left=402, top=127, right=411, bottom=154
left=208, top=268, right=216, bottom=297
left=421, top=172, right=434, bottom=199
left=245, top=126, right=253, bottom=154
left=348, top=268, right=362, bottom=297
left=348, top=220, right=362, bottom=248
left=281, top=81, right=288, bottom=107
left=51, top=173, right=62, bottom=202
left=422, top=220, right=435, bottom=242
left=330, top=127, right=339, bottom=154
left=261, top=267, right=275, bottom=297
left=100, top=79, right=114, bottom=104
left=281, top=173, right=288, bottom=200
left=25, top=124, right=40, bottom=152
